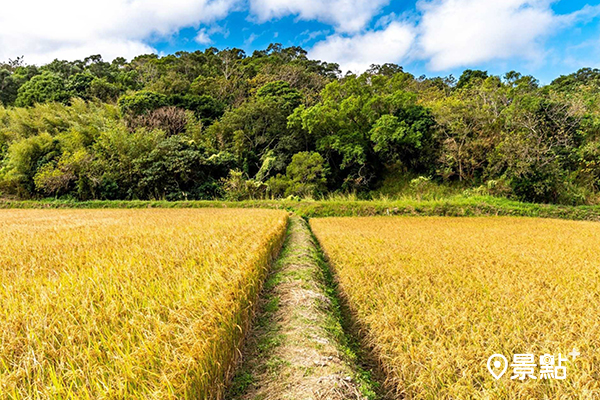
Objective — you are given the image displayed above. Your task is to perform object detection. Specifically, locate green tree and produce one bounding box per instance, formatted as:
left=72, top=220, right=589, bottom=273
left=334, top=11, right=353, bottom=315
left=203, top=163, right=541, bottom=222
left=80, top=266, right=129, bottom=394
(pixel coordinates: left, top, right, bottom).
left=488, top=95, right=583, bottom=203
left=168, top=94, right=225, bottom=124
left=118, top=91, right=168, bottom=116
left=289, top=72, right=434, bottom=190
left=207, top=81, right=304, bottom=178
left=133, top=135, right=230, bottom=200
left=456, top=69, right=489, bottom=89
left=67, top=73, right=94, bottom=99
left=0, top=69, right=19, bottom=106
left=33, top=150, right=91, bottom=197
left=15, top=72, right=70, bottom=107
left=284, top=151, right=328, bottom=197
left=428, top=78, right=507, bottom=182
left=3, top=133, right=61, bottom=196
left=256, top=80, right=302, bottom=109
left=90, top=78, right=121, bottom=102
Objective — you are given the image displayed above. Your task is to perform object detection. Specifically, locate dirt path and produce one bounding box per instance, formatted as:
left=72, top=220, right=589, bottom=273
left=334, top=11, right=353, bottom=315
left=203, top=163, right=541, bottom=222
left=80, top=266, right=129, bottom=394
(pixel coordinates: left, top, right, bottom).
left=228, top=215, right=375, bottom=400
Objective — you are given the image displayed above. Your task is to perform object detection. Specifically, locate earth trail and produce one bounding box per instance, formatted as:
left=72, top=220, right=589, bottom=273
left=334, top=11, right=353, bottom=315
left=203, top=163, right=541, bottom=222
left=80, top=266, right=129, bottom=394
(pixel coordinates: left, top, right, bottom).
left=228, top=215, right=372, bottom=400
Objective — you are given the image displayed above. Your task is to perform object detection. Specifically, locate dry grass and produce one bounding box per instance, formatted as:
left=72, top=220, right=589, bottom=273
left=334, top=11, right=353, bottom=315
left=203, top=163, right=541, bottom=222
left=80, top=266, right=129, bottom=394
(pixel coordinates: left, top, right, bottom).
left=230, top=216, right=370, bottom=400
left=310, top=216, right=600, bottom=399
left=0, top=208, right=288, bottom=399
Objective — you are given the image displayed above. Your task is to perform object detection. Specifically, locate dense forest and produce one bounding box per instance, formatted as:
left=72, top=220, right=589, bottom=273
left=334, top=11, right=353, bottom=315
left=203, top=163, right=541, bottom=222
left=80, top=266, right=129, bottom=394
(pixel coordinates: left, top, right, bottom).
left=1, top=44, right=600, bottom=204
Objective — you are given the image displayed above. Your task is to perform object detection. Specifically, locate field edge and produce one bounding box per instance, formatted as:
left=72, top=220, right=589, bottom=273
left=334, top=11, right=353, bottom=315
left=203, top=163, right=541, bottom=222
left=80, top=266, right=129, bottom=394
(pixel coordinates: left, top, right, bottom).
left=2, top=196, right=600, bottom=221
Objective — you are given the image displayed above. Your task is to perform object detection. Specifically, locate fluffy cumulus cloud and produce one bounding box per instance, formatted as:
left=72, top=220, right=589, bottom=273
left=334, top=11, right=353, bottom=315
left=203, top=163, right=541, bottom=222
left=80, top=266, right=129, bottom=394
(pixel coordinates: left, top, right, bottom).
left=305, top=0, right=596, bottom=74
left=0, top=0, right=239, bottom=64
left=309, top=21, right=416, bottom=73
left=2, top=0, right=598, bottom=73
left=416, top=0, right=564, bottom=70
left=248, top=0, right=390, bottom=33
left=195, top=29, right=214, bottom=45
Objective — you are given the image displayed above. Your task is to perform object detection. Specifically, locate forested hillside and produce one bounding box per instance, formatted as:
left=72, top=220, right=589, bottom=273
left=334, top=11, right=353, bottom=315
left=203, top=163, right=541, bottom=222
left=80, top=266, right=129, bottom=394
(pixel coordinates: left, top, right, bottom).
left=1, top=44, right=599, bottom=204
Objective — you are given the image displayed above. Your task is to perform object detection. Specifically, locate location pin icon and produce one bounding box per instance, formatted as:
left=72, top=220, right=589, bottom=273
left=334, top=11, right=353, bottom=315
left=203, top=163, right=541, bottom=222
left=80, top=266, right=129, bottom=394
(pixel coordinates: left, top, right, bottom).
left=487, top=354, right=508, bottom=380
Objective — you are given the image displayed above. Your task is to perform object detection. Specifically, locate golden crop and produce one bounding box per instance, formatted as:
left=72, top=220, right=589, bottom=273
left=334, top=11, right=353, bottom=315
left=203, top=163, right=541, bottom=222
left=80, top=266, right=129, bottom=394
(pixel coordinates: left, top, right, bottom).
left=310, top=216, right=600, bottom=399
left=0, top=208, right=288, bottom=400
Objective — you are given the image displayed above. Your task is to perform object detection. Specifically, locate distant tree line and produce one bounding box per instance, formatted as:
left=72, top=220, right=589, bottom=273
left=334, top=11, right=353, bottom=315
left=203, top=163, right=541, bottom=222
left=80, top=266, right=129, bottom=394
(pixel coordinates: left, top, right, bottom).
left=1, top=44, right=600, bottom=204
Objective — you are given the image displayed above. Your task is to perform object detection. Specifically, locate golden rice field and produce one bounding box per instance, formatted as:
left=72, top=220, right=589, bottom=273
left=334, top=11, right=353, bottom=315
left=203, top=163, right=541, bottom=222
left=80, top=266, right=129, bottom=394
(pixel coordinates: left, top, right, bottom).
left=310, top=216, right=600, bottom=399
left=0, top=208, right=288, bottom=400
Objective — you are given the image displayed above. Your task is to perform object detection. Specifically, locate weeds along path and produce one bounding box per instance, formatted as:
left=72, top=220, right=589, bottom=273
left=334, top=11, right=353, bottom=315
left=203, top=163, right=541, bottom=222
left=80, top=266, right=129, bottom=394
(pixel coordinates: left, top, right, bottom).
left=228, top=215, right=375, bottom=400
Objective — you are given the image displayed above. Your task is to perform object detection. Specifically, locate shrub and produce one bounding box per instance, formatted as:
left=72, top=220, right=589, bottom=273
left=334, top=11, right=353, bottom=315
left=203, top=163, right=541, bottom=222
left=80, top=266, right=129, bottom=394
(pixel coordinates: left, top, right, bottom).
left=126, top=106, right=190, bottom=136
left=221, top=170, right=267, bottom=200
left=33, top=150, right=91, bottom=197
left=266, top=174, right=290, bottom=198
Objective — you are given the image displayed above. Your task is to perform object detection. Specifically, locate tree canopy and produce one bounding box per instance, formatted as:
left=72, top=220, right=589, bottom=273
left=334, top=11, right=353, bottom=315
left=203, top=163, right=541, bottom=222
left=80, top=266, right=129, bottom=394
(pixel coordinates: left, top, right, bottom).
left=1, top=46, right=600, bottom=205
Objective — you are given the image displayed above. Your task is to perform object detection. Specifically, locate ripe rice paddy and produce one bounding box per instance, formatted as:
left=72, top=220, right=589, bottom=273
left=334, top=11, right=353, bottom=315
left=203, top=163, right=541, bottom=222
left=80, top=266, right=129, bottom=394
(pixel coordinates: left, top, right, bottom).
left=0, top=208, right=288, bottom=400
left=310, top=216, right=600, bottom=399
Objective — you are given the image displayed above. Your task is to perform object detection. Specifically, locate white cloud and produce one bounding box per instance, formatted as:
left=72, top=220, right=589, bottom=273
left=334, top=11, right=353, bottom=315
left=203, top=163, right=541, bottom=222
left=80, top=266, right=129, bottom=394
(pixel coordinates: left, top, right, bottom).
left=248, top=0, right=390, bottom=33
left=3, top=0, right=596, bottom=73
left=195, top=29, right=214, bottom=45
left=299, top=29, right=330, bottom=44
left=309, top=21, right=416, bottom=73
left=245, top=33, right=260, bottom=46
left=416, top=0, right=563, bottom=70
left=0, top=0, right=239, bottom=64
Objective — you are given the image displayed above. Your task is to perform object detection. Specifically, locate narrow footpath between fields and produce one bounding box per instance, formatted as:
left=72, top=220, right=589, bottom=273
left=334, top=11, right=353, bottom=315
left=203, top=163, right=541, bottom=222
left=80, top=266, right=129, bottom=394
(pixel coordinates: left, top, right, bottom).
left=227, top=215, right=377, bottom=400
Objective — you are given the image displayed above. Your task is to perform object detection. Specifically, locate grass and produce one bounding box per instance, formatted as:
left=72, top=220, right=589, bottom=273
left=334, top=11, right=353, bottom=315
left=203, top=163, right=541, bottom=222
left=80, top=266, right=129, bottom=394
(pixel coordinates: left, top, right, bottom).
left=0, top=208, right=288, bottom=399
left=310, top=216, right=600, bottom=399
left=308, top=222, right=381, bottom=399
left=369, top=168, right=467, bottom=201
left=228, top=216, right=378, bottom=400
left=3, top=195, right=600, bottom=221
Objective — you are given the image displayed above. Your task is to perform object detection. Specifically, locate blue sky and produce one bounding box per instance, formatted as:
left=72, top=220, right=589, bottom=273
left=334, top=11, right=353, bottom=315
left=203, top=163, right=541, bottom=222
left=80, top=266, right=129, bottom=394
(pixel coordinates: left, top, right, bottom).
left=2, top=0, right=600, bottom=83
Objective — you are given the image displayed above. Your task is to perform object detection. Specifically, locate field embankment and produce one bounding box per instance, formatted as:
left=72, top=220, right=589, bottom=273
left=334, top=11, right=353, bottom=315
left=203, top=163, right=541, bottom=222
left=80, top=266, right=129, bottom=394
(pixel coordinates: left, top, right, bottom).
left=311, top=216, right=600, bottom=399
left=229, top=216, right=377, bottom=400
left=3, top=196, right=600, bottom=221
left=0, top=208, right=288, bottom=399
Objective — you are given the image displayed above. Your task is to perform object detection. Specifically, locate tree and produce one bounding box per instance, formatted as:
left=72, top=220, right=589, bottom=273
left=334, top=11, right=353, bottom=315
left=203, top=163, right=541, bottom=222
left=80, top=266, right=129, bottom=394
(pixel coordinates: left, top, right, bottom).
left=3, top=133, right=61, bottom=196
left=3, top=45, right=600, bottom=204
left=206, top=81, right=304, bottom=178
left=126, top=106, right=190, bottom=136
left=133, top=135, right=229, bottom=200
left=369, top=92, right=436, bottom=166
left=256, top=80, right=302, bottom=109
left=0, top=69, right=19, bottom=106
left=67, top=73, right=94, bottom=99
left=15, top=72, right=70, bottom=107
left=90, top=78, right=121, bottom=102
left=168, top=94, right=225, bottom=124
left=488, top=96, right=583, bottom=203
left=34, top=150, right=91, bottom=197
left=456, top=69, right=489, bottom=89
left=118, top=91, right=168, bottom=116
left=284, top=151, right=328, bottom=197
left=289, top=72, right=435, bottom=190
left=429, top=81, right=506, bottom=182
left=366, top=63, right=403, bottom=77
